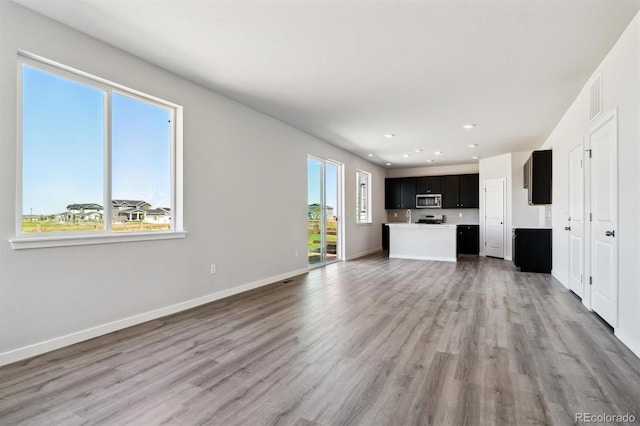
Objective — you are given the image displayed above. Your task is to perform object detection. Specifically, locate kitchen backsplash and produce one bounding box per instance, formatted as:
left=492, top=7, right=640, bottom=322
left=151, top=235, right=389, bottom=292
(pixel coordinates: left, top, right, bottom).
left=386, top=208, right=480, bottom=224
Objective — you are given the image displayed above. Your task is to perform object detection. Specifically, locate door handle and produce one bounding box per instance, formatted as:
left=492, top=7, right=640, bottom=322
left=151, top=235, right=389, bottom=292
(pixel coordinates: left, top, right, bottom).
left=605, top=230, right=615, bottom=237
left=564, top=226, right=571, bottom=231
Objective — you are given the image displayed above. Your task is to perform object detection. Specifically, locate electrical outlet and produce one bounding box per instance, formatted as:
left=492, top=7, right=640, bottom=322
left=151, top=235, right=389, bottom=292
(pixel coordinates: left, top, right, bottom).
left=210, top=264, right=216, bottom=274
left=295, top=249, right=299, bottom=257
left=394, top=212, right=398, bottom=217
left=458, top=213, right=463, bottom=218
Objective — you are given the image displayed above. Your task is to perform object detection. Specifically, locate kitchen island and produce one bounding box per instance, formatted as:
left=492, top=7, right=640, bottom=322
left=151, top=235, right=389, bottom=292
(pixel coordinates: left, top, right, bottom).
left=386, top=223, right=457, bottom=262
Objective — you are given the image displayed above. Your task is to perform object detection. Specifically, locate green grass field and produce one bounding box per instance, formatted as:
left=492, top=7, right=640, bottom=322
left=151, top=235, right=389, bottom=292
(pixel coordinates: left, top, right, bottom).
left=25, top=218, right=331, bottom=254
left=308, top=219, right=338, bottom=261
left=22, top=220, right=170, bottom=232
left=307, top=233, right=337, bottom=251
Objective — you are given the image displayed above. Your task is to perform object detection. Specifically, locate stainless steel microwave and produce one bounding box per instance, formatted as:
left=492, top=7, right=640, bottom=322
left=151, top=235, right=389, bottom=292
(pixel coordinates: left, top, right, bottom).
left=416, top=193, right=442, bottom=208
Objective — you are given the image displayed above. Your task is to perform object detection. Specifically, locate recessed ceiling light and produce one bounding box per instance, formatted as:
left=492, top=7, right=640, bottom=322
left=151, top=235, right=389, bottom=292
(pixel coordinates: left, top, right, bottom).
left=414, top=148, right=423, bottom=153
left=472, top=156, right=479, bottom=160
left=462, top=123, right=476, bottom=129
left=434, top=151, right=443, bottom=155
left=386, top=162, right=392, bottom=166
left=402, top=154, right=410, bottom=158
left=384, top=133, right=395, bottom=138
left=467, top=144, right=478, bottom=148
left=426, top=159, right=434, bottom=163
left=367, top=153, right=374, bottom=157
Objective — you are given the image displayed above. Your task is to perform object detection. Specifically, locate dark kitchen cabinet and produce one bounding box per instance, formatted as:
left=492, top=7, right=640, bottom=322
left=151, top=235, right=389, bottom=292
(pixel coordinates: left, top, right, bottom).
left=457, top=225, right=479, bottom=255
left=442, top=174, right=479, bottom=208
left=385, top=174, right=478, bottom=210
left=513, top=228, right=552, bottom=273
left=382, top=224, right=389, bottom=250
left=385, top=179, right=402, bottom=210
left=385, top=178, right=417, bottom=209
left=524, top=150, right=552, bottom=205
left=459, top=174, right=479, bottom=208
left=442, top=175, right=460, bottom=208
left=416, top=176, right=442, bottom=194
left=401, top=178, right=417, bottom=208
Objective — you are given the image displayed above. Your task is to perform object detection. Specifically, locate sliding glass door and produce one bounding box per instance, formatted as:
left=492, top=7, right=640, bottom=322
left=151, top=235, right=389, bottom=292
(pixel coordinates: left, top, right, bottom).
left=308, top=156, right=342, bottom=266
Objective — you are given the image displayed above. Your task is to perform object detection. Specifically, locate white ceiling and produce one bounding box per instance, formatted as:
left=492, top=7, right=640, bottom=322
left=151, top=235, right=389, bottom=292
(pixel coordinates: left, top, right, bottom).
left=14, top=0, right=640, bottom=168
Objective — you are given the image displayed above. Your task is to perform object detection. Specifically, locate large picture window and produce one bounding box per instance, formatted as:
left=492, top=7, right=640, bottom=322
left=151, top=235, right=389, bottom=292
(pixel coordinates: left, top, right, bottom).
left=15, top=55, right=182, bottom=248
left=356, top=170, right=372, bottom=224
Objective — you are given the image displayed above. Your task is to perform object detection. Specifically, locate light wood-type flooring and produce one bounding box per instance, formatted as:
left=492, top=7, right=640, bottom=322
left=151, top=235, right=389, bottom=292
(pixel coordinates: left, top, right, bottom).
left=1, top=254, right=640, bottom=425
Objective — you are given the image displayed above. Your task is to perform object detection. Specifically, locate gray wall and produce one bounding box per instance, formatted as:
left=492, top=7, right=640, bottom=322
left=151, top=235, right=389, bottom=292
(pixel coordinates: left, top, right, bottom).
left=0, top=2, right=386, bottom=364
left=541, top=13, right=640, bottom=358
left=510, top=151, right=545, bottom=228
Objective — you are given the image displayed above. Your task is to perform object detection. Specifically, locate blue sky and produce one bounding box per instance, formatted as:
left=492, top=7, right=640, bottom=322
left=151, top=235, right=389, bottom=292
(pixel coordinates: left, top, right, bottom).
left=307, top=158, right=338, bottom=210
left=111, top=93, right=171, bottom=210
left=22, top=65, right=170, bottom=215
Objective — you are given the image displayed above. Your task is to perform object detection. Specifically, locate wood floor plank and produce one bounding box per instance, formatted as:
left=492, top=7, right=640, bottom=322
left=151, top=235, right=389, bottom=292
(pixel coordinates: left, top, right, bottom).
left=1, top=253, right=640, bottom=425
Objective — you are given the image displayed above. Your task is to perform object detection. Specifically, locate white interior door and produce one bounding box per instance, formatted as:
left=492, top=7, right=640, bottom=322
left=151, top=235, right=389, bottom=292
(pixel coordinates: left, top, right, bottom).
left=484, top=179, right=505, bottom=258
left=568, top=143, right=585, bottom=297
left=589, top=111, right=618, bottom=327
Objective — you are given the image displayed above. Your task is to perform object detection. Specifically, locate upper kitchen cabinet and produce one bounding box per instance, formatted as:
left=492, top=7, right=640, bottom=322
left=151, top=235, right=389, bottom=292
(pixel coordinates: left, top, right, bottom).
left=385, top=178, right=402, bottom=209
left=524, top=150, right=552, bottom=205
left=442, top=175, right=460, bottom=208
left=385, top=177, right=417, bottom=209
left=416, top=176, right=442, bottom=194
left=401, top=178, right=417, bottom=208
left=460, top=174, right=479, bottom=208
left=442, top=174, right=479, bottom=208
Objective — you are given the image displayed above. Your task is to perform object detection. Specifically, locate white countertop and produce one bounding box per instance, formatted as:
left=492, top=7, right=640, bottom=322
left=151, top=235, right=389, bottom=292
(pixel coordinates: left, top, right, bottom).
left=386, top=223, right=457, bottom=229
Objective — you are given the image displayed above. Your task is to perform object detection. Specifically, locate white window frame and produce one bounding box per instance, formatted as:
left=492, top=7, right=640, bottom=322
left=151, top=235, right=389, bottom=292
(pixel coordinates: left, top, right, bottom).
left=356, top=170, right=372, bottom=224
left=10, top=52, right=185, bottom=250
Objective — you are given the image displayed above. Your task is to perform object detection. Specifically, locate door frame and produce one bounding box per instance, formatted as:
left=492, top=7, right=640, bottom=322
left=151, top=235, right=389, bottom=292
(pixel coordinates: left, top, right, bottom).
left=482, top=178, right=506, bottom=259
left=567, top=139, right=586, bottom=299
left=307, top=154, right=344, bottom=268
left=584, top=107, right=618, bottom=322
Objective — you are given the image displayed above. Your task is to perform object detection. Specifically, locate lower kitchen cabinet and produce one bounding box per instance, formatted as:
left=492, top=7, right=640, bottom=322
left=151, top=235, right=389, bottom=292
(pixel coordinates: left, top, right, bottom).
left=382, top=223, right=389, bottom=250
left=513, top=228, right=552, bottom=273
left=457, top=225, right=479, bottom=255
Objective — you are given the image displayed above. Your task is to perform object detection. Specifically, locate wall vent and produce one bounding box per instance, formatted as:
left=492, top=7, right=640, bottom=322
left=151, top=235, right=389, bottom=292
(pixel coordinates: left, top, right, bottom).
left=589, top=73, right=603, bottom=121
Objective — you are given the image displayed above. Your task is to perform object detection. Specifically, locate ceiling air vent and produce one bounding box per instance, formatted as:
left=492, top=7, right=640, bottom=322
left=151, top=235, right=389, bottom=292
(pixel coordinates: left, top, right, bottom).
left=589, top=73, right=603, bottom=121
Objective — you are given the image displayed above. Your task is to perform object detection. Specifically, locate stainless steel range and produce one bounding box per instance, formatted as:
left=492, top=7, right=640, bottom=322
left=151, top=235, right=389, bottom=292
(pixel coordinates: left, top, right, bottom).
left=417, top=214, right=445, bottom=224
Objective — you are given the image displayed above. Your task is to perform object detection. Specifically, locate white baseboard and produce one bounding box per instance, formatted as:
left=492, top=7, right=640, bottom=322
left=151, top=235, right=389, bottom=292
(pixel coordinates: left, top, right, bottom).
left=0, top=268, right=308, bottom=367
left=615, top=329, right=640, bottom=359
left=552, top=271, right=569, bottom=289
left=389, top=254, right=457, bottom=262
left=346, top=247, right=383, bottom=260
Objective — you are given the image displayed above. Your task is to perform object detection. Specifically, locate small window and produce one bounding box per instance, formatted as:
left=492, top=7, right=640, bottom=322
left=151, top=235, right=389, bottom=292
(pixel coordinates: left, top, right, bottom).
left=16, top=54, right=182, bottom=246
left=356, top=170, right=372, bottom=224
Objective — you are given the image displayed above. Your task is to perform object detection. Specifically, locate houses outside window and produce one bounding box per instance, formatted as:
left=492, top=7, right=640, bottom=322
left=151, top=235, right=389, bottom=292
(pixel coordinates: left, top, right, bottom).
left=15, top=53, right=183, bottom=247
left=356, top=170, right=372, bottom=224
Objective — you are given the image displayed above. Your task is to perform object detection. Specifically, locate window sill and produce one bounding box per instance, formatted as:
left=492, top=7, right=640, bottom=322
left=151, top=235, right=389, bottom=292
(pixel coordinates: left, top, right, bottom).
left=356, top=222, right=373, bottom=227
left=9, top=231, right=187, bottom=250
